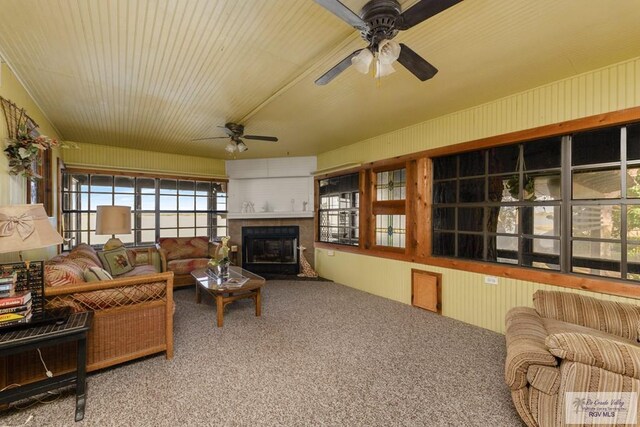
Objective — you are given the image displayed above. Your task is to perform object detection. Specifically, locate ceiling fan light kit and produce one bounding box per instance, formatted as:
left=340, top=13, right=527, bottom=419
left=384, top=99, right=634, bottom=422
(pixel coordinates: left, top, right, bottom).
left=193, top=122, right=278, bottom=155
left=315, top=0, right=463, bottom=85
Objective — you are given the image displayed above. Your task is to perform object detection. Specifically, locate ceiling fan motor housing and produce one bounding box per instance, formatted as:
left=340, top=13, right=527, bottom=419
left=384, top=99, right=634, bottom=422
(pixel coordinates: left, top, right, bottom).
left=359, top=0, right=401, bottom=48
left=225, top=122, right=245, bottom=136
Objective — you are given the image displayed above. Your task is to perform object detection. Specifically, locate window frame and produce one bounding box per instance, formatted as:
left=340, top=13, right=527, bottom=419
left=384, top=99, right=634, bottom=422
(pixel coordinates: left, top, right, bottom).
left=314, top=106, right=640, bottom=299
left=61, top=168, right=228, bottom=249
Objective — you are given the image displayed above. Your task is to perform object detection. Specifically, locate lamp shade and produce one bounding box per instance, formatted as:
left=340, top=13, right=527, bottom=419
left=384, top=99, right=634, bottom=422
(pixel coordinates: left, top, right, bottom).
left=96, top=205, right=131, bottom=235
left=0, top=204, right=63, bottom=254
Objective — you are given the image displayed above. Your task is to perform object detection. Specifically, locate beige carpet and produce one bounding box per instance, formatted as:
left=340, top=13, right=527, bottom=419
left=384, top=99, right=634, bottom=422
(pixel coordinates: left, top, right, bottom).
left=1, top=280, right=523, bottom=426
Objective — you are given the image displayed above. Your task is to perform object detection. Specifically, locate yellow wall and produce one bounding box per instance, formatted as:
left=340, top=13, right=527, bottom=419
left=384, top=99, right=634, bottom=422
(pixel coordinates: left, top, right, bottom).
left=0, top=62, right=62, bottom=262
left=315, top=55, right=640, bottom=334
left=62, top=142, right=225, bottom=178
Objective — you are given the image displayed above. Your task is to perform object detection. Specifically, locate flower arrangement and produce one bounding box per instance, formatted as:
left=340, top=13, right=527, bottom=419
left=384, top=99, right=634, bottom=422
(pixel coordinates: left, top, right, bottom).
left=4, top=125, right=66, bottom=180
left=208, top=236, right=231, bottom=276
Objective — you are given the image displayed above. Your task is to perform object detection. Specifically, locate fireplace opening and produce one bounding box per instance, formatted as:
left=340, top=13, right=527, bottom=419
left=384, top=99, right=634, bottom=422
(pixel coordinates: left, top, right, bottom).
left=242, top=226, right=299, bottom=275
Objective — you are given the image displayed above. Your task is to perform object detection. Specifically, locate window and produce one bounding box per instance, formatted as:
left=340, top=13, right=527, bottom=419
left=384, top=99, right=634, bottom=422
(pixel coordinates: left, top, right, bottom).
left=62, top=171, right=227, bottom=249
left=374, top=167, right=407, bottom=249
left=432, top=123, right=640, bottom=282
left=318, top=173, right=359, bottom=246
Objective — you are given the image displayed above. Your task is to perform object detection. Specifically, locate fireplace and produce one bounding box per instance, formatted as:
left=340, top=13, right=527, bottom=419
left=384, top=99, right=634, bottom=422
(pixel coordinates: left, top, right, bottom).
left=242, top=226, right=299, bottom=275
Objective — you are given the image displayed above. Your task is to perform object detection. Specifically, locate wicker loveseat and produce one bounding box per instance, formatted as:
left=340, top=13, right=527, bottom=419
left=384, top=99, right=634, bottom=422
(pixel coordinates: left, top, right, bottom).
left=0, top=244, right=174, bottom=390
left=505, top=290, right=640, bottom=427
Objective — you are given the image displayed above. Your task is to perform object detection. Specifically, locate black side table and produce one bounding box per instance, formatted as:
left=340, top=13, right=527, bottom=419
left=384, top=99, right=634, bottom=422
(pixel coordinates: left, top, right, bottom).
left=0, top=311, right=93, bottom=422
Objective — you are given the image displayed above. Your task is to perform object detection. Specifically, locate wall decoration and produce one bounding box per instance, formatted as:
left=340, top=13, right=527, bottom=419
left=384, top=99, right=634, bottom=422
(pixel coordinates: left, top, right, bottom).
left=1, top=96, right=74, bottom=216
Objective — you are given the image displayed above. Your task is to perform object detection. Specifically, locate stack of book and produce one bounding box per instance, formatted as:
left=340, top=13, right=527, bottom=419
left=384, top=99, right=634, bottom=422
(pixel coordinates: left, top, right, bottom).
left=0, top=273, right=32, bottom=328
left=0, top=272, right=16, bottom=298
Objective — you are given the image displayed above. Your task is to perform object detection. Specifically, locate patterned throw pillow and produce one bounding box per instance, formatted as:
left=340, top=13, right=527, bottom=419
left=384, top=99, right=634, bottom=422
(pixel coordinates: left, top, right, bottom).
left=45, top=262, right=86, bottom=287
left=83, top=267, right=114, bottom=282
left=97, top=247, right=134, bottom=277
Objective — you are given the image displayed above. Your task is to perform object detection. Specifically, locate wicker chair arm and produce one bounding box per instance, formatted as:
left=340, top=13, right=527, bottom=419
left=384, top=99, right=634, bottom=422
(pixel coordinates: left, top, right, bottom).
left=45, top=272, right=174, bottom=296
left=45, top=272, right=174, bottom=312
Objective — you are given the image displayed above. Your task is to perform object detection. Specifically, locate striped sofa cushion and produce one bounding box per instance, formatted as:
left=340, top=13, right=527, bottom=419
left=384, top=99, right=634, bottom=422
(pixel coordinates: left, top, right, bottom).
left=546, top=333, right=640, bottom=380
left=533, top=290, right=640, bottom=341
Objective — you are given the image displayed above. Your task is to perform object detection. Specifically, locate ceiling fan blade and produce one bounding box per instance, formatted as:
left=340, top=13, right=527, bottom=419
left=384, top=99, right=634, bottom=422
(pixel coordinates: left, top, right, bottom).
left=244, top=135, right=279, bottom=142
left=314, top=0, right=368, bottom=31
left=315, top=49, right=364, bottom=86
left=218, top=125, right=235, bottom=137
left=397, top=44, right=438, bottom=81
left=191, top=136, right=230, bottom=141
left=397, top=0, right=463, bottom=30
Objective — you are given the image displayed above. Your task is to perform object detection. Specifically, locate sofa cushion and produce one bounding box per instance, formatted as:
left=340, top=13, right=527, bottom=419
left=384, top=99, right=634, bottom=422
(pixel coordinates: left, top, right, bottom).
left=533, top=290, right=640, bottom=341
left=546, top=333, right=640, bottom=380
left=67, top=256, right=101, bottom=271
left=45, top=262, right=86, bottom=287
left=167, top=258, right=209, bottom=275
left=119, top=265, right=158, bottom=277
left=71, top=243, right=102, bottom=267
left=83, top=267, right=113, bottom=282
left=542, top=317, right=638, bottom=346
left=158, top=236, right=209, bottom=261
left=98, top=247, right=135, bottom=277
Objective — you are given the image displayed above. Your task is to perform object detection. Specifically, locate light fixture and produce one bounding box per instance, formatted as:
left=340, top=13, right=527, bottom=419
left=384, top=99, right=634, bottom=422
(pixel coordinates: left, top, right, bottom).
left=96, top=205, right=131, bottom=250
left=236, top=141, right=248, bottom=153
left=350, top=39, right=401, bottom=79
left=0, top=204, right=63, bottom=257
left=225, top=141, right=236, bottom=153
left=352, top=48, right=374, bottom=74
left=376, top=39, right=401, bottom=78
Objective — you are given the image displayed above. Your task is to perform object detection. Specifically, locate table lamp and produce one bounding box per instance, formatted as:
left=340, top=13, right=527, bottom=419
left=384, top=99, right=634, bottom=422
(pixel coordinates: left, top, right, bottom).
left=95, top=205, right=131, bottom=250
left=0, top=203, right=63, bottom=259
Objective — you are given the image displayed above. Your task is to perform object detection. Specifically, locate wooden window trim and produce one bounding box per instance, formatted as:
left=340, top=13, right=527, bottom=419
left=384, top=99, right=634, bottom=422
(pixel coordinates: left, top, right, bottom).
left=65, top=167, right=228, bottom=183
left=314, top=106, right=640, bottom=299
left=370, top=162, right=410, bottom=253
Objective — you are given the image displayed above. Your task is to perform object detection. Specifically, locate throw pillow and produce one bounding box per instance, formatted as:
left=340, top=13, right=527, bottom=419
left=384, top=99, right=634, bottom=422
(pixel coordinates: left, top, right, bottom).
left=83, top=266, right=114, bottom=282
left=45, top=262, right=85, bottom=287
left=98, top=247, right=134, bottom=277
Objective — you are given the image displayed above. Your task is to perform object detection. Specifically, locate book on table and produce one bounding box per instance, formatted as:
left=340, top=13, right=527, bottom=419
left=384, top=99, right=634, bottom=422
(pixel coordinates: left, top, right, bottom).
left=0, top=272, right=16, bottom=297
left=0, top=299, right=32, bottom=315
left=0, top=310, right=33, bottom=327
left=0, top=291, right=31, bottom=308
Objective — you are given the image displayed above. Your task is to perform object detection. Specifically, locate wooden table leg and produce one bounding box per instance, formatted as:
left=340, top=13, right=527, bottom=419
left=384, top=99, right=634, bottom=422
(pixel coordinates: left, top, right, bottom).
left=196, top=283, right=201, bottom=304
left=216, top=295, right=224, bottom=327
left=255, top=287, right=261, bottom=317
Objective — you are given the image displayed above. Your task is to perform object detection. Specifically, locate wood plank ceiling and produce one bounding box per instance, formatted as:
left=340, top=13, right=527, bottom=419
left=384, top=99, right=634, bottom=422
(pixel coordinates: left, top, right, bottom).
left=0, top=0, right=639, bottom=159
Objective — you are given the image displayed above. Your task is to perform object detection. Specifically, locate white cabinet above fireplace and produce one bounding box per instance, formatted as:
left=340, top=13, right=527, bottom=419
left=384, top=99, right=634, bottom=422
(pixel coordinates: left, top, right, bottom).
left=226, top=156, right=316, bottom=218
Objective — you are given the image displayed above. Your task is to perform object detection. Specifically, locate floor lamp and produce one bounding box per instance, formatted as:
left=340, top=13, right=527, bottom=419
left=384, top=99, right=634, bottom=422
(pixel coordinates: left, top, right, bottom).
left=95, top=205, right=131, bottom=250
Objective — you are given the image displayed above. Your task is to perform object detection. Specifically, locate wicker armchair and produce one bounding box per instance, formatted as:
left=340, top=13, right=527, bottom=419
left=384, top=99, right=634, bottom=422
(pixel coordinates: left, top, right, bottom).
left=157, top=236, right=220, bottom=287
left=0, top=272, right=174, bottom=389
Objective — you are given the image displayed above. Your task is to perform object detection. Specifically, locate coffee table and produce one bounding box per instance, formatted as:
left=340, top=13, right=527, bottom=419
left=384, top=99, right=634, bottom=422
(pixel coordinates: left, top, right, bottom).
left=191, top=266, right=265, bottom=327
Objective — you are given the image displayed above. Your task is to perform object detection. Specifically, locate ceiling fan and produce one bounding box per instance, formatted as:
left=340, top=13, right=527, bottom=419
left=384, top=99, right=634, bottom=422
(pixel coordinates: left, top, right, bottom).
left=314, top=0, right=462, bottom=85
left=192, top=122, right=278, bottom=153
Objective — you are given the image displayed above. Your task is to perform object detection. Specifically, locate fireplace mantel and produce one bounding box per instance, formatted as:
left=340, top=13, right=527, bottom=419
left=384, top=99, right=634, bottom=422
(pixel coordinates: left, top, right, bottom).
left=227, top=212, right=314, bottom=220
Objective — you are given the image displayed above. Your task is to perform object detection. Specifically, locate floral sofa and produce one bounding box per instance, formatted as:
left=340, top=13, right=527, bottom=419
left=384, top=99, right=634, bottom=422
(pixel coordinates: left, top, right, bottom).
left=505, top=290, right=640, bottom=427
left=157, top=236, right=219, bottom=287
left=0, top=244, right=174, bottom=390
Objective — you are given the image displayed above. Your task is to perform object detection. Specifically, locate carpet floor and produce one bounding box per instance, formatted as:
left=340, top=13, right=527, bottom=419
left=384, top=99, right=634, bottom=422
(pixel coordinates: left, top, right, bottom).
left=1, top=280, right=523, bottom=427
